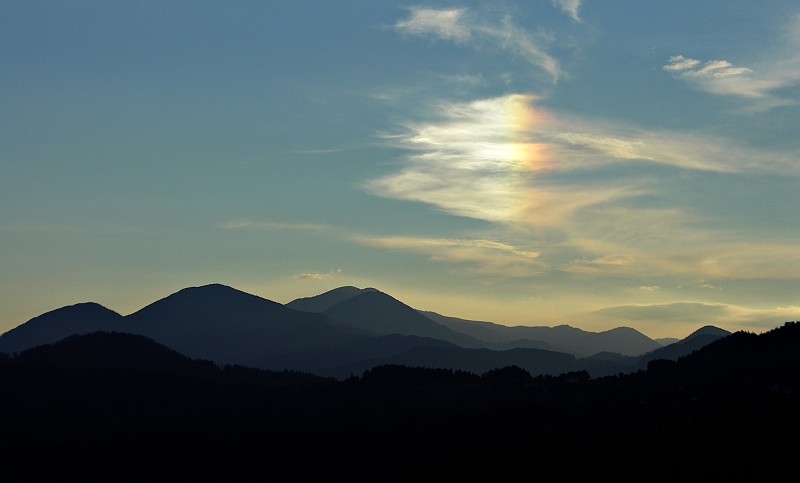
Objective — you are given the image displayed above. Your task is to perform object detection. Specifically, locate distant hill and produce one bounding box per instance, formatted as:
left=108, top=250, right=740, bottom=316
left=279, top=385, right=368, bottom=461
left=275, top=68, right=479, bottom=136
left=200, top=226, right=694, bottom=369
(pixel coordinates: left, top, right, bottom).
left=425, top=311, right=660, bottom=356
left=0, top=302, right=123, bottom=355
left=0, top=284, right=735, bottom=379
left=574, top=325, right=733, bottom=377
left=287, top=286, right=377, bottom=313
left=323, top=290, right=485, bottom=348
left=17, top=331, right=217, bottom=377
left=124, top=284, right=365, bottom=366
left=655, top=337, right=680, bottom=346
left=639, top=325, right=732, bottom=367
left=420, top=311, right=556, bottom=351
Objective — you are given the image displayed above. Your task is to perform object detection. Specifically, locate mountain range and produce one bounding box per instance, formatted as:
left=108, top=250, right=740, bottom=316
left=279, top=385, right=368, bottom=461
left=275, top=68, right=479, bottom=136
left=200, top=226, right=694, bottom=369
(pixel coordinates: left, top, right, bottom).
left=0, top=283, right=731, bottom=378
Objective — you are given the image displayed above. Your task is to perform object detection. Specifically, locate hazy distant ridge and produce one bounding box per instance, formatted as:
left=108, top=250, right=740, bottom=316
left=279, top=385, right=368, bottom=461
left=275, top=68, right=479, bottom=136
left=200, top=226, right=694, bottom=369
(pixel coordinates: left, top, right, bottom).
left=0, top=284, right=731, bottom=377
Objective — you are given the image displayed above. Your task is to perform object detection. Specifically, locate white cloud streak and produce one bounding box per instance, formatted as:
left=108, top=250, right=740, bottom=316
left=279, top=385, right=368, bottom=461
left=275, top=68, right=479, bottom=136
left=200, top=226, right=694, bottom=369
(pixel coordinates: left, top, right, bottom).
left=394, top=7, right=562, bottom=81
left=595, top=301, right=800, bottom=330
left=216, top=220, right=331, bottom=232
left=352, top=235, right=544, bottom=277
left=394, top=7, right=471, bottom=43
left=552, top=0, right=582, bottom=22
left=294, top=268, right=342, bottom=280
left=364, top=92, right=800, bottom=282
left=367, top=93, right=796, bottom=229
left=664, top=15, right=800, bottom=108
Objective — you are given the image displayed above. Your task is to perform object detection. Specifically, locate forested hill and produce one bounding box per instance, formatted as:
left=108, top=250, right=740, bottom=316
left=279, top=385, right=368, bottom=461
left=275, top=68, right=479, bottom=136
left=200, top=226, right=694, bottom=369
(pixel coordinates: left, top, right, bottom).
left=1, top=323, right=797, bottom=481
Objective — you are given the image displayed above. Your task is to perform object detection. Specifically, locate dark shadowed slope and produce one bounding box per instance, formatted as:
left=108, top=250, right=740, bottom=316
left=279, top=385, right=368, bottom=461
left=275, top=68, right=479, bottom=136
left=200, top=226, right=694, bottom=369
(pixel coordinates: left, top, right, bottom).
left=13, top=331, right=334, bottom=387
left=287, top=286, right=377, bottom=313
left=17, top=331, right=216, bottom=377
left=639, top=325, right=731, bottom=366
left=648, top=322, right=800, bottom=388
left=577, top=325, right=733, bottom=377
left=124, top=284, right=365, bottom=367
left=260, top=334, right=459, bottom=376
left=323, top=290, right=484, bottom=348
left=331, top=345, right=577, bottom=380
left=0, top=303, right=123, bottom=355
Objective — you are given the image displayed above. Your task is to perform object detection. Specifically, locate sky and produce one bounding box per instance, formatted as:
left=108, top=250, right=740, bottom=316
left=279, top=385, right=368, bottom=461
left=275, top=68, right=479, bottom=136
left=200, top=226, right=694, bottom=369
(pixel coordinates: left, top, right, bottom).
left=2, top=1, right=800, bottom=339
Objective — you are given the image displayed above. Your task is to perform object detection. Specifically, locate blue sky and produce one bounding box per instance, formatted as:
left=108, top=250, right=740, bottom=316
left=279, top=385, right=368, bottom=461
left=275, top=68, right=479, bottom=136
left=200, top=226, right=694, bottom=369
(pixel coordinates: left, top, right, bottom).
left=2, top=1, right=799, bottom=338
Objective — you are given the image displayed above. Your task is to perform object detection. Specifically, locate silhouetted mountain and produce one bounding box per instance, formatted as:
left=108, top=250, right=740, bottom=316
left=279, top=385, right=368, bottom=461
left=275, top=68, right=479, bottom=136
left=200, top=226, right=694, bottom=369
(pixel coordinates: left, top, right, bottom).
left=639, top=325, right=732, bottom=367
left=655, top=337, right=680, bottom=346
left=0, top=284, right=738, bottom=382
left=124, top=284, right=364, bottom=367
left=323, top=290, right=484, bottom=348
left=686, top=325, right=732, bottom=340
left=576, top=326, right=662, bottom=356
left=421, top=311, right=556, bottom=350
left=13, top=331, right=334, bottom=387
left=0, top=302, right=123, bottom=355
left=666, top=322, right=798, bottom=380
left=287, top=286, right=377, bottom=313
left=18, top=331, right=218, bottom=378
left=426, top=311, right=660, bottom=356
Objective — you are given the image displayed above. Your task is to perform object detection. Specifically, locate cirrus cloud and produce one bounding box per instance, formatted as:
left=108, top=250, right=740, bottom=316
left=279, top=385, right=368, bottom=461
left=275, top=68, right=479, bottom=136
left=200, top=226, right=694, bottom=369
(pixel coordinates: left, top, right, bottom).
left=394, top=7, right=562, bottom=81
left=663, top=15, right=800, bottom=108
left=595, top=301, right=800, bottom=330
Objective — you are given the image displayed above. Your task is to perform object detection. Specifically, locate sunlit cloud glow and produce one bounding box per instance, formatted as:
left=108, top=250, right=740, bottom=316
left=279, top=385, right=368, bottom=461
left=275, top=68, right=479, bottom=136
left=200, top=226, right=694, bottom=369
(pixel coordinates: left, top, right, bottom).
left=368, top=93, right=796, bottom=232
left=366, top=94, right=553, bottom=223
left=365, top=91, right=800, bottom=286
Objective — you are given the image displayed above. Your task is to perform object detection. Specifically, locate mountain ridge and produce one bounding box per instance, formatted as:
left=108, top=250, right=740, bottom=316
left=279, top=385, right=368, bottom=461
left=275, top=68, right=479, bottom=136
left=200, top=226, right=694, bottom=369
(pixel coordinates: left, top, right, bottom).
left=0, top=283, right=733, bottom=378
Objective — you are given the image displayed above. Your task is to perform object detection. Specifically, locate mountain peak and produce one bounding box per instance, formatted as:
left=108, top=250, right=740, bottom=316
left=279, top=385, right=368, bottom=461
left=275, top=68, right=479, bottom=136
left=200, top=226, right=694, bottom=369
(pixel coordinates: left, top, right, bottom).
left=129, top=284, right=285, bottom=319
left=0, top=302, right=123, bottom=355
left=287, top=286, right=378, bottom=313
left=686, top=325, right=731, bottom=341
left=322, top=290, right=483, bottom=348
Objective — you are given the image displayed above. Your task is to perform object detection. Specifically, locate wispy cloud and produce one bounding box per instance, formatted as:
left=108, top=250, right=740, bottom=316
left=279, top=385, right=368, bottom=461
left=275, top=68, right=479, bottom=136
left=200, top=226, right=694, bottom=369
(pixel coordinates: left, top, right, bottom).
left=216, top=220, right=331, bottom=232
left=367, top=93, right=796, bottom=229
left=394, top=7, right=471, bottom=43
left=639, top=285, right=661, bottom=292
left=352, top=235, right=544, bottom=277
left=394, top=7, right=562, bottom=81
left=595, top=301, right=800, bottom=329
left=364, top=92, right=800, bottom=282
left=663, top=15, right=800, bottom=108
left=294, top=268, right=342, bottom=280
left=552, top=0, right=582, bottom=22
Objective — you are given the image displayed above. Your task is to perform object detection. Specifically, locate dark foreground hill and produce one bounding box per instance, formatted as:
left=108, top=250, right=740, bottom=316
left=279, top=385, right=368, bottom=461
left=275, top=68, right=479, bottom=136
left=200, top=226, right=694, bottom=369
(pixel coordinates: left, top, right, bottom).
left=1, top=323, right=798, bottom=481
